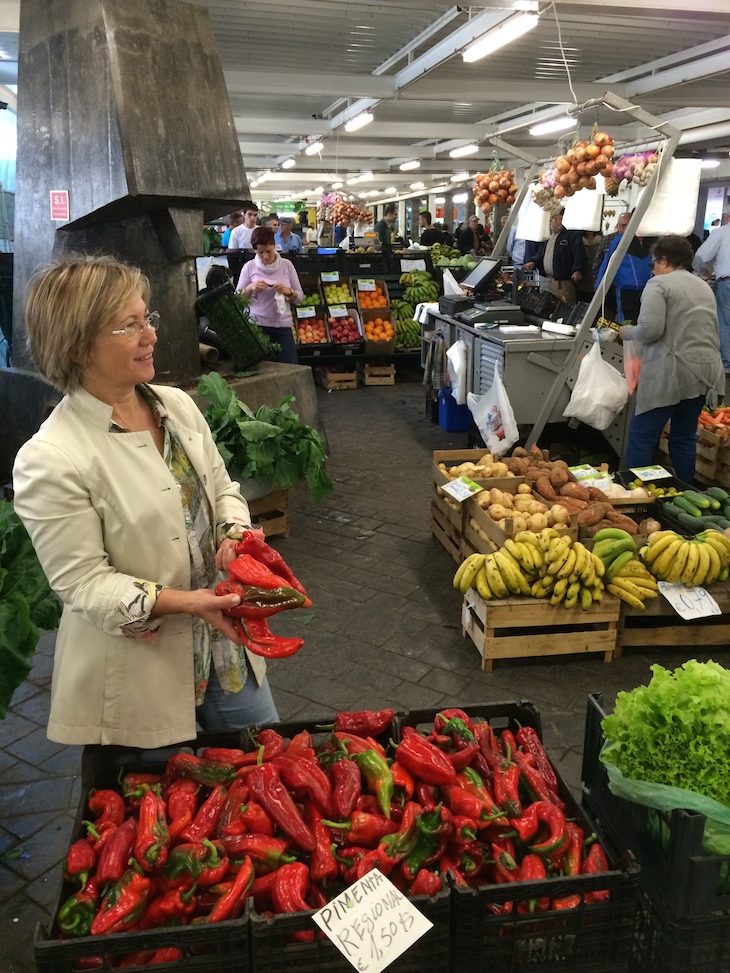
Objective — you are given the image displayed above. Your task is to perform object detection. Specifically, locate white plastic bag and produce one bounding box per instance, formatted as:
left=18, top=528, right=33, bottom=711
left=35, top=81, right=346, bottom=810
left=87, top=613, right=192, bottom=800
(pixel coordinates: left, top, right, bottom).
left=442, top=268, right=463, bottom=296
left=446, top=339, right=469, bottom=405
left=467, top=368, right=518, bottom=456
left=563, top=339, right=629, bottom=430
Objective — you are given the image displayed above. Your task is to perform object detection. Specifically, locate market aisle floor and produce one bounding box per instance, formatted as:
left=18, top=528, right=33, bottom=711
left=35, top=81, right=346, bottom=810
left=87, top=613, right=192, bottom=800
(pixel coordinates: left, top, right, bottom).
left=0, top=372, right=713, bottom=972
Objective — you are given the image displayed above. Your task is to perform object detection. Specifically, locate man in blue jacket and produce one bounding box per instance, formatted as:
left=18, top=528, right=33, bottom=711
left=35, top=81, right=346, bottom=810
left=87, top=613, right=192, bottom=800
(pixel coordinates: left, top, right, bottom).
left=595, top=212, right=654, bottom=323
left=523, top=209, right=586, bottom=304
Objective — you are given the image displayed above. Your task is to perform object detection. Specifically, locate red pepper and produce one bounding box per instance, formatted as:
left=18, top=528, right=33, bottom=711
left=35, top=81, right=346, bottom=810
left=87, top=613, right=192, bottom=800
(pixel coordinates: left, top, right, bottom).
left=500, top=729, right=519, bottom=761
left=446, top=745, right=481, bottom=771
left=215, top=580, right=308, bottom=618
left=451, top=816, right=478, bottom=844
left=552, top=894, right=582, bottom=910
left=508, top=801, right=567, bottom=856
left=434, top=709, right=472, bottom=734
left=248, top=763, right=315, bottom=851
left=138, top=883, right=197, bottom=929
left=272, top=862, right=314, bottom=943
left=220, top=834, right=296, bottom=875
left=415, top=782, right=439, bottom=807
left=331, top=845, right=368, bottom=885
left=121, top=774, right=162, bottom=809
left=165, top=779, right=199, bottom=843
left=334, top=709, right=394, bottom=737
left=228, top=553, right=292, bottom=590
left=582, top=842, right=610, bottom=902
left=355, top=843, right=396, bottom=880
left=206, top=855, right=254, bottom=922
left=114, top=950, right=156, bottom=967
left=238, top=801, right=275, bottom=837
left=161, top=753, right=236, bottom=792
left=395, top=727, right=457, bottom=786
left=331, top=758, right=361, bottom=818
left=355, top=750, right=393, bottom=819
left=409, top=869, right=442, bottom=897
left=215, top=778, right=249, bottom=837
left=163, top=839, right=229, bottom=886
left=513, top=750, right=566, bottom=810
left=491, top=842, right=521, bottom=884
left=225, top=728, right=287, bottom=770
left=380, top=801, right=422, bottom=862
left=306, top=802, right=338, bottom=882
left=134, top=789, right=170, bottom=871
left=493, top=762, right=522, bottom=819
left=286, top=730, right=314, bottom=757
left=83, top=818, right=117, bottom=854
left=90, top=866, right=153, bottom=936
left=236, top=617, right=305, bottom=659
left=273, top=753, right=336, bottom=818
left=57, top=877, right=100, bottom=937
left=64, top=840, right=96, bottom=889
left=457, top=841, right=485, bottom=879
left=179, top=784, right=227, bottom=844
left=201, top=747, right=251, bottom=768
left=235, top=532, right=308, bottom=597
left=437, top=854, right=469, bottom=887
left=307, top=882, right=329, bottom=910
left=149, top=949, right=183, bottom=965
left=322, top=811, right=398, bottom=847
left=517, top=854, right=550, bottom=913
left=251, top=870, right=278, bottom=910
left=390, top=761, right=415, bottom=805
left=472, top=722, right=502, bottom=772
left=96, top=816, right=137, bottom=887
left=515, top=726, right=560, bottom=794
left=88, top=790, right=125, bottom=829
left=562, top=822, right=584, bottom=877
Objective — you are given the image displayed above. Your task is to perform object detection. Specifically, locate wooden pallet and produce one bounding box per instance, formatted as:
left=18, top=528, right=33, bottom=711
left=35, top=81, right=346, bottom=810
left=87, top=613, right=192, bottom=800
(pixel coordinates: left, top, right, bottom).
left=462, top=588, right=621, bottom=672
left=248, top=489, right=290, bottom=538
left=619, top=578, right=730, bottom=649
left=430, top=497, right=462, bottom=564
left=360, top=363, right=395, bottom=386
left=659, top=426, right=730, bottom=486
left=315, top=367, right=357, bottom=390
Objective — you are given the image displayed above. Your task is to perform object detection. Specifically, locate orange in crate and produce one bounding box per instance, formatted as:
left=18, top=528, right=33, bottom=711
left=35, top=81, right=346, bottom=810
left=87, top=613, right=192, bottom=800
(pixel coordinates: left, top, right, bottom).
left=358, top=285, right=388, bottom=309
left=364, top=317, right=395, bottom=342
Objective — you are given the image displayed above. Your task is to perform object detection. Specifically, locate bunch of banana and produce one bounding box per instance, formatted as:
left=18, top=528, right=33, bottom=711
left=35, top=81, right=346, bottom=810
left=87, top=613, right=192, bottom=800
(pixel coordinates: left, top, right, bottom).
left=391, top=298, right=416, bottom=321
left=394, top=318, right=421, bottom=350
left=430, top=242, right=462, bottom=261
left=605, top=557, right=658, bottom=610
left=642, top=529, right=730, bottom=588
left=538, top=531, right=605, bottom=610
left=399, top=270, right=440, bottom=305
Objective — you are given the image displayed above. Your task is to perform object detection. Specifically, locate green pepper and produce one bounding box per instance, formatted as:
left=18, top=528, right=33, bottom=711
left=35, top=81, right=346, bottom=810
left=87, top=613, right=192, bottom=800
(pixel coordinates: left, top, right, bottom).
left=355, top=750, right=394, bottom=819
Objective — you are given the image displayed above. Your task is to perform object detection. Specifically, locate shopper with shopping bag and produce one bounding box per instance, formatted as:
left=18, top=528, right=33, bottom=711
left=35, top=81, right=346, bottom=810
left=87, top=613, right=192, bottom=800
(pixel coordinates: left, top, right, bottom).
left=619, top=235, right=724, bottom=482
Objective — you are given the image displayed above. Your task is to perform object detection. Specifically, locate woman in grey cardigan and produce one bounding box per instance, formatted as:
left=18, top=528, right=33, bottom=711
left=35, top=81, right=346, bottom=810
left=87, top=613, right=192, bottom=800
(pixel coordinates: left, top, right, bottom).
left=619, top=235, right=724, bottom=483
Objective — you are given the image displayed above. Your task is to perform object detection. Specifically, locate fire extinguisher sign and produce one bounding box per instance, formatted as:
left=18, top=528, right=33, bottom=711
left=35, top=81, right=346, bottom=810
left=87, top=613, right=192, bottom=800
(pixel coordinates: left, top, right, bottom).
left=50, top=191, right=70, bottom=222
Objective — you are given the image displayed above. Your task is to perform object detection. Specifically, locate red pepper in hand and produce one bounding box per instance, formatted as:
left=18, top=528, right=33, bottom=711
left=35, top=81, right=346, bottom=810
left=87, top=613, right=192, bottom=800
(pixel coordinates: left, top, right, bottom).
left=272, top=862, right=314, bottom=943
left=179, top=784, right=227, bottom=844
left=516, top=726, right=560, bottom=794
left=138, top=883, right=197, bottom=929
left=248, top=763, right=315, bottom=851
left=235, top=533, right=308, bottom=597
left=91, top=866, right=153, bottom=936
left=582, top=842, right=610, bottom=902
left=322, top=811, right=398, bottom=847
left=134, top=789, right=171, bottom=871
left=222, top=835, right=296, bottom=874
left=334, top=709, right=394, bottom=737
left=64, top=840, right=96, bottom=890
left=228, top=553, right=292, bottom=590
left=88, top=790, right=125, bottom=830
left=96, top=816, right=137, bottom=887
left=215, top=581, right=308, bottom=618
left=517, top=854, right=550, bottom=913
left=57, top=877, right=100, bottom=937
left=409, top=869, right=442, bottom=897
left=396, top=727, right=457, bottom=786
left=206, top=855, right=254, bottom=922
left=331, top=758, right=361, bottom=818
left=236, top=617, right=305, bottom=659
left=273, top=753, right=336, bottom=818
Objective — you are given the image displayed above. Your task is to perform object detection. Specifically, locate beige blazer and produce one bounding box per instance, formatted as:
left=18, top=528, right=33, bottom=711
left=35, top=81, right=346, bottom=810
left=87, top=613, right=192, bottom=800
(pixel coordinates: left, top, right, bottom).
left=12, top=384, right=264, bottom=748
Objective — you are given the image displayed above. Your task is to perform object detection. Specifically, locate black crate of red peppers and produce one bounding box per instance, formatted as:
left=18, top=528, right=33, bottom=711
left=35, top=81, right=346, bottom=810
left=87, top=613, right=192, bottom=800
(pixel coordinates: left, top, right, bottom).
left=396, top=702, right=640, bottom=973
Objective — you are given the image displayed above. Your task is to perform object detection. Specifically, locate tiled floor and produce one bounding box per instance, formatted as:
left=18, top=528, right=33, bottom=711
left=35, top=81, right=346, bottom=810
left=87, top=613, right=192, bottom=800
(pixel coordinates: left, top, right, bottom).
left=0, top=371, right=705, bottom=972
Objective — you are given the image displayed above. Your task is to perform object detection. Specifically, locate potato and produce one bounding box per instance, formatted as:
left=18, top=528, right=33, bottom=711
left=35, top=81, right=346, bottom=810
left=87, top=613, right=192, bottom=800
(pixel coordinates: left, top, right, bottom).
left=489, top=487, right=505, bottom=505
left=475, top=493, right=491, bottom=509
left=479, top=453, right=493, bottom=466
left=517, top=482, right=532, bottom=494
left=549, top=504, right=570, bottom=525
left=512, top=447, right=528, bottom=458
left=550, top=467, right=569, bottom=488
left=491, top=462, right=509, bottom=477
left=488, top=504, right=510, bottom=520
left=525, top=466, right=543, bottom=480
left=526, top=513, right=548, bottom=531
left=438, top=463, right=448, bottom=472
left=511, top=516, right=528, bottom=532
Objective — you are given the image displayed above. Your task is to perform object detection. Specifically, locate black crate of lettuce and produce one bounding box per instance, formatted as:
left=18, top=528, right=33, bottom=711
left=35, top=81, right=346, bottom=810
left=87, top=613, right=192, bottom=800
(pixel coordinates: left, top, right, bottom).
left=196, top=281, right=274, bottom=371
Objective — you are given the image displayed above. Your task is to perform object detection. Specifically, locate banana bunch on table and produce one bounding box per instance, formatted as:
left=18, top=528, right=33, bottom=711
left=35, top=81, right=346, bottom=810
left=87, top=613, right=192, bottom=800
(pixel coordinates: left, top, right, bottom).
left=399, top=270, right=439, bottom=305
left=642, top=529, right=730, bottom=587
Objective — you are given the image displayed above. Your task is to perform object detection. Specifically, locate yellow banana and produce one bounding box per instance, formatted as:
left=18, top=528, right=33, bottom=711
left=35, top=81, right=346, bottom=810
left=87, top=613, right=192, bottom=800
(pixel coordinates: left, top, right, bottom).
left=454, top=553, right=484, bottom=589
left=495, top=551, right=530, bottom=595
left=515, top=531, right=541, bottom=549
left=564, top=581, right=581, bottom=609
left=590, top=552, right=606, bottom=578
left=616, top=560, right=654, bottom=580
left=701, top=533, right=730, bottom=569
left=557, top=548, right=578, bottom=580
left=704, top=541, right=721, bottom=585
left=580, top=587, right=593, bottom=611
left=647, top=529, right=681, bottom=546
left=484, top=554, right=508, bottom=598
left=475, top=566, right=492, bottom=600
left=539, top=528, right=560, bottom=552
left=644, top=533, right=681, bottom=565
left=517, top=542, right=536, bottom=574
left=505, top=539, right=532, bottom=574
left=691, top=544, right=711, bottom=587
left=611, top=576, right=654, bottom=601
left=547, top=535, right=571, bottom=563
left=700, top=529, right=730, bottom=555
left=665, top=542, right=691, bottom=585
left=607, top=582, right=645, bottom=610
left=591, top=586, right=604, bottom=602
left=651, top=539, right=683, bottom=580
left=459, top=553, right=487, bottom=593
left=630, top=575, right=659, bottom=591
left=550, top=578, right=568, bottom=605
left=680, top=543, right=700, bottom=586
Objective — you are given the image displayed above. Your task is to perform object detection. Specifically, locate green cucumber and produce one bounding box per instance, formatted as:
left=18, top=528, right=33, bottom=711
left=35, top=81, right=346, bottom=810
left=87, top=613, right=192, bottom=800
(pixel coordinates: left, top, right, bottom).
left=701, top=515, right=730, bottom=530
left=671, top=496, right=703, bottom=517
left=706, top=486, right=730, bottom=503
left=682, top=489, right=711, bottom=509
left=723, top=504, right=730, bottom=521
left=671, top=510, right=702, bottom=533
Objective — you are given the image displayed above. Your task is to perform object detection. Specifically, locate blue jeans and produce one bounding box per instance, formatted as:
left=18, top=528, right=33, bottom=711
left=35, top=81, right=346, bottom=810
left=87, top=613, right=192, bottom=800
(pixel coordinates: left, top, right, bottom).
left=716, top=278, right=730, bottom=373
left=626, top=395, right=706, bottom=484
left=261, top=326, right=298, bottom=364
left=196, top=666, right=280, bottom=732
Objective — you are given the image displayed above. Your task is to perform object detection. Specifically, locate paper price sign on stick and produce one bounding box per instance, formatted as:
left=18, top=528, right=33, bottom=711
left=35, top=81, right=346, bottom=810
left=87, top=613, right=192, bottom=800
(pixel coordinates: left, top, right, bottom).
left=657, top=582, right=722, bottom=621
left=312, top=871, right=433, bottom=973
left=441, top=476, right=483, bottom=503
left=629, top=465, right=672, bottom=481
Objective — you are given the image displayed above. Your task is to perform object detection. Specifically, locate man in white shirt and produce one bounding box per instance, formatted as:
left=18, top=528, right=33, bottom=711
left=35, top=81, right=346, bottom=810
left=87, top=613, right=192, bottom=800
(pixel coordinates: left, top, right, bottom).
left=228, top=201, right=259, bottom=250
left=693, top=214, right=730, bottom=375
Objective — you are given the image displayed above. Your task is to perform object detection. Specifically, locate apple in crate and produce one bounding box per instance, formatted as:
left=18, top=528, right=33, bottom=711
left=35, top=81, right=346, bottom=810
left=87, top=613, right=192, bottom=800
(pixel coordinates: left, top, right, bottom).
left=329, top=315, right=360, bottom=343
left=298, top=317, right=328, bottom=344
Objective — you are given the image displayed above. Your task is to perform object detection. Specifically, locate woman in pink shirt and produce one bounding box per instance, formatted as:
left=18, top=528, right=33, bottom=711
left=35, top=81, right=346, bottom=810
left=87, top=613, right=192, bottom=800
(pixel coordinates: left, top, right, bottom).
left=236, top=226, right=303, bottom=363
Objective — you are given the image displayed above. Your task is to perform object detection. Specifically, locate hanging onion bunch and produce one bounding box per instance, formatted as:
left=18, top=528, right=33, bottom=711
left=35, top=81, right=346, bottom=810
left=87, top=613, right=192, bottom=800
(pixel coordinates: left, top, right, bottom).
left=330, top=200, right=374, bottom=225
left=612, top=151, right=660, bottom=188
left=532, top=182, right=564, bottom=214
left=473, top=169, right=518, bottom=215
left=551, top=131, right=615, bottom=201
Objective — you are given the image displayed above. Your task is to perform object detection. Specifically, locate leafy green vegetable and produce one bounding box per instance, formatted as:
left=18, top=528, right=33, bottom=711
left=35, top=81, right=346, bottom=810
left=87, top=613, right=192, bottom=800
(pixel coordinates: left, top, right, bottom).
left=197, top=372, right=334, bottom=503
left=0, top=500, right=62, bottom=719
left=602, top=660, right=730, bottom=807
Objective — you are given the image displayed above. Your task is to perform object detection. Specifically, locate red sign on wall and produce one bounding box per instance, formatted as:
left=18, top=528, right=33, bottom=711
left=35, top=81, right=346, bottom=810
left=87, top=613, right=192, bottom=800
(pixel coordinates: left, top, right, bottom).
left=50, top=191, right=70, bottom=222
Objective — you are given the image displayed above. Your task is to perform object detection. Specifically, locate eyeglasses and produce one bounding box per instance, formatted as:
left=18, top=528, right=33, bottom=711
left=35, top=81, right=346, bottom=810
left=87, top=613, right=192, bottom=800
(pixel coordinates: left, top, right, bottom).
left=110, top=311, right=160, bottom=338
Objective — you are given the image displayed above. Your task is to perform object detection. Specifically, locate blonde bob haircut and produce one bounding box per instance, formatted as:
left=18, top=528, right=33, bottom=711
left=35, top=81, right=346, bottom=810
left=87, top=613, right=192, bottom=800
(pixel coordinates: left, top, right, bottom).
left=25, top=254, right=150, bottom=394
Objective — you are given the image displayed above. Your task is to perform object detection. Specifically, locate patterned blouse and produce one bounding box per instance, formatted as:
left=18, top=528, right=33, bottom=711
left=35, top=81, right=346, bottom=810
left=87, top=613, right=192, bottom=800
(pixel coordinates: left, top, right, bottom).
left=112, top=386, right=249, bottom=704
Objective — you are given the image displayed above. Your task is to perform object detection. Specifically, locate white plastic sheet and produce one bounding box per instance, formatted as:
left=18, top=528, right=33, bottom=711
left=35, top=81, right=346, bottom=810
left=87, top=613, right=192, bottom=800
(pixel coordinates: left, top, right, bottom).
left=562, top=184, right=603, bottom=231
left=636, top=158, right=701, bottom=237
left=446, top=339, right=469, bottom=405
left=516, top=192, right=550, bottom=243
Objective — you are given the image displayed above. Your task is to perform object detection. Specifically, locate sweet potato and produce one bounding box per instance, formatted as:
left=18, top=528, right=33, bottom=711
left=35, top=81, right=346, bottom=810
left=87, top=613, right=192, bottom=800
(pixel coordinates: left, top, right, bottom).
left=587, top=486, right=610, bottom=502
left=603, top=510, right=638, bottom=533
left=535, top=476, right=557, bottom=501
left=550, top=467, right=569, bottom=488
left=577, top=504, right=609, bottom=527
left=525, top=466, right=543, bottom=480
left=585, top=519, right=616, bottom=537
left=512, top=447, right=528, bottom=458
left=530, top=444, right=544, bottom=460
left=559, top=482, right=591, bottom=502
left=554, top=496, right=588, bottom=511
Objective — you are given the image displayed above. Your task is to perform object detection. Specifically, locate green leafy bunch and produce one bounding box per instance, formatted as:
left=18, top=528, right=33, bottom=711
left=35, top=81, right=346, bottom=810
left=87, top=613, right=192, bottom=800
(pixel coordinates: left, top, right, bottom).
left=0, top=501, right=62, bottom=719
left=602, top=660, right=730, bottom=807
left=197, top=372, right=334, bottom=503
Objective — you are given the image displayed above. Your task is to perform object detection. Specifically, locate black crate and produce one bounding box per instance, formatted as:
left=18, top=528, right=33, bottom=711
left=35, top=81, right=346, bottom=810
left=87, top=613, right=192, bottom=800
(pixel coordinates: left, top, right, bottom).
left=195, top=282, right=274, bottom=370
left=248, top=879, right=450, bottom=973
left=582, top=693, right=730, bottom=920
left=630, top=885, right=730, bottom=973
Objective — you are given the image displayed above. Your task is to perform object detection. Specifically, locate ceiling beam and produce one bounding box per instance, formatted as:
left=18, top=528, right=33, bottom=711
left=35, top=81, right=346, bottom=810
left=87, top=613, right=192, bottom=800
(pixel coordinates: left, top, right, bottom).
left=234, top=117, right=497, bottom=139
left=397, top=80, right=626, bottom=103
left=626, top=50, right=730, bottom=96
left=601, top=34, right=730, bottom=82
left=558, top=0, right=730, bottom=12
left=225, top=70, right=396, bottom=99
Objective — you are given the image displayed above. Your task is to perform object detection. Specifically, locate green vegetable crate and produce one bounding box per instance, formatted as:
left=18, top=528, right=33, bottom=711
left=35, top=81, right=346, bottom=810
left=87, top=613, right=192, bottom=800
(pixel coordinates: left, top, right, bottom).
left=582, top=694, right=730, bottom=923
left=397, top=703, right=640, bottom=973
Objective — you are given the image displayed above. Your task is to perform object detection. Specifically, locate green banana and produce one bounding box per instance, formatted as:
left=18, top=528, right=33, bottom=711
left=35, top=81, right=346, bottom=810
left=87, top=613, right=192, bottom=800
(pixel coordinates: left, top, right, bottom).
left=592, top=528, right=636, bottom=544
left=605, top=551, right=636, bottom=583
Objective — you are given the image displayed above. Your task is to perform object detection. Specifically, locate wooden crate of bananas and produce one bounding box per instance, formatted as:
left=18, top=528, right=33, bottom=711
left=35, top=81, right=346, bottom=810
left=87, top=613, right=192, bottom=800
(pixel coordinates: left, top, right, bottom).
left=457, top=527, right=622, bottom=671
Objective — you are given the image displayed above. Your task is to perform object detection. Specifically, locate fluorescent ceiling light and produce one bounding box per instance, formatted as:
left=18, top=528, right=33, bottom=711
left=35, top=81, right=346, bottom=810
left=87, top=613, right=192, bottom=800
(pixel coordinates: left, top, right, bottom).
left=258, top=171, right=272, bottom=183
left=304, top=141, right=324, bottom=156
left=346, top=175, right=360, bottom=185
left=450, top=171, right=471, bottom=181
left=513, top=0, right=538, bottom=10
left=359, top=171, right=374, bottom=182
left=435, top=197, right=446, bottom=204
left=400, top=160, right=420, bottom=171
left=344, top=111, right=374, bottom=132
left=529, top=115, right=575, bottom=137
left=701, top=158, right=721, bottom=168
left=250, top=180, right=259, bottom=188
left=453, top=192, right=469, bottom=203
left=357, top=192, right=368, bottom=199
left=410, top=181, right=425, bottom=189
left=449, top=143, right=479, bottom=158
left=383, top=186, right=397, bottom=194
left=313, top=186, right=325, bottom=194
left=463, top=13, right=539, bottom=63
left=281, top=158, right=296, bottom=169
left=331, top=181, right=344, bottom=189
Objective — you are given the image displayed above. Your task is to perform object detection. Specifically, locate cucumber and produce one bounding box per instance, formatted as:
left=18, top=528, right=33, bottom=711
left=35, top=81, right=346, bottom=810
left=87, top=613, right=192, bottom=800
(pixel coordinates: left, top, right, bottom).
left=707, top=487, right=730, bottom=503
left=701, top=515, right=730, bottom=530
left=671, top=496, right=703, bottom=517
left=723, top=504, right=730, bottom=521
left=671, top=510, right=703, bottom=533
left=683, top=489, right=711, bottom=509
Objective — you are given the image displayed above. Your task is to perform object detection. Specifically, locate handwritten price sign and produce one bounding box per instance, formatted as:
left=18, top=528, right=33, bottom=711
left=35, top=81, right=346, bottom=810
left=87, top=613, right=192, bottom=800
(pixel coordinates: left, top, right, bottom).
left=657, top=582, right=721, bottom=620
left=312, top=871, right=432, bottom=973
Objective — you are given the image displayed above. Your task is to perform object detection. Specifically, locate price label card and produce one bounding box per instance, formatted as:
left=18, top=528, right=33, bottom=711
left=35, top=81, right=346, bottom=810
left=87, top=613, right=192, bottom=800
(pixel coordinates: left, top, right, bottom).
left=401, top=259, right=427, bottom=272
left=629, top=465, right=672, bottom=481
left=358, top=279, right=376, bottom=292
left=296, top=307, right=316, bottom=319
left=330, top=306, right=348, bottom=318
left=657, top=582, right=722, bottom=620
left=441, top=477, right=483, bottom=503
left=312, top=872, right=433, bottom=973
left=569, top=464, right=600, bottom=482
left=322, top=271, right=340, bottom=283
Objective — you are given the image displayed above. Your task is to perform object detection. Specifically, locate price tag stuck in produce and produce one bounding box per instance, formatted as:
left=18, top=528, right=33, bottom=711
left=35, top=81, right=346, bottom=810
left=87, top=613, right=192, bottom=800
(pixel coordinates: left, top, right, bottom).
left=629, top=465, right=672, bottom=481
left=441, top=476, right=483, bottom=502
left=312, top=871, right=433, bottom=973
left=657, top=582, right=721, bottom=620
left=400, top=259, right=427, bottom=272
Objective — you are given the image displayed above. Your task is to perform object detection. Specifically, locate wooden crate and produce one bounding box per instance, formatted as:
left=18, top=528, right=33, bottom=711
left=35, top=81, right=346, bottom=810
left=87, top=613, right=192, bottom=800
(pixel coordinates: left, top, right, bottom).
left=659, top=425, right=728, bottom=486
left=315, top=366, right=357, bottom=391
left=464, top=488, right=577, bottom=551
left=360, top=363, right=395, bottom=386
left=618, top=578, right=730, bottom=649
left=462, top=587, right=620, bottom=672
left=248, top=489, right=290, bottom=538
left=430, top=497, right=462, bottom=564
